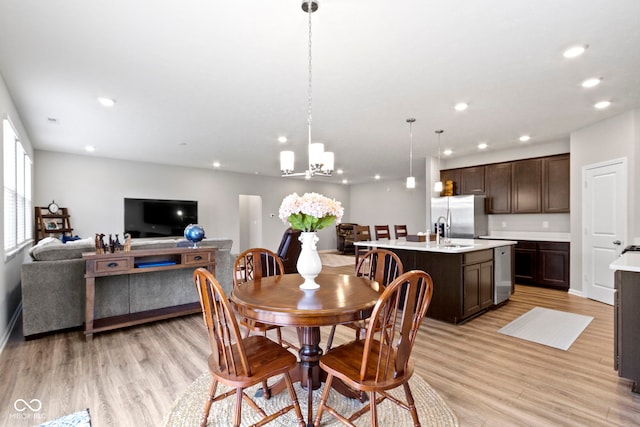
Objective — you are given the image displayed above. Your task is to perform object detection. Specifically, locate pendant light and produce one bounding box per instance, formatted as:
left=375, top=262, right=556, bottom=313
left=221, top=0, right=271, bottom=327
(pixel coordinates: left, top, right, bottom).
left=434, top=129, right=444, bottom=192
left=280, top=0, right=334, bottom=178
left=406, top=118, right=416, bottom=189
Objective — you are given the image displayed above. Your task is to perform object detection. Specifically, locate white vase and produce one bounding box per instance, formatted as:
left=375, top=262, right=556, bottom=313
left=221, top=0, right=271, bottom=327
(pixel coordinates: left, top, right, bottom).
left=297, top=231, right=322, bottom=290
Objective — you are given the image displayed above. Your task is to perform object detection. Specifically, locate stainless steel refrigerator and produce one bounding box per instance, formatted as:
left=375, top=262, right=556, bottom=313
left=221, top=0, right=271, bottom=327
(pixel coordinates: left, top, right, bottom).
left=431, top=195, right=488, bottom=238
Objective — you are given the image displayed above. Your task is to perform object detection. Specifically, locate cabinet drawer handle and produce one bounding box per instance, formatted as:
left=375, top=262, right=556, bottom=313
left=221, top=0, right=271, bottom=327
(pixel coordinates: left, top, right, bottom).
left=107, top=262, right=119, bottom=268
left=193, top=255, right=202, bottom=261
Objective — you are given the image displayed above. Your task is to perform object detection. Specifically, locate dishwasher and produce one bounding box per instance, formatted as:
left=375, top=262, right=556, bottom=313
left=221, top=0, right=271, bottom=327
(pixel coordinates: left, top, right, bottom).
left=494, top=246, right=512, bottom=304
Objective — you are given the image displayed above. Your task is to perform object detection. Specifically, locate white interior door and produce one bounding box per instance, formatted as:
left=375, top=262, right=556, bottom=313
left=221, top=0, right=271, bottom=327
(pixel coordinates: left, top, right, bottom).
left=582, top=158, right=627, bottom=305
left=238, top=195, right=262, bottom=252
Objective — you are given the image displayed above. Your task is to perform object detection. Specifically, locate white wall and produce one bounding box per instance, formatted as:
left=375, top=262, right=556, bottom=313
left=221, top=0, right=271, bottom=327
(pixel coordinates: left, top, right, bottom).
left=0, top=75, right=35, bottom=350
left=569, top=110, right=639, bottom=294
left=34, top=151, right=351, bottom=253
left=349, top=178, right=427, bottom=236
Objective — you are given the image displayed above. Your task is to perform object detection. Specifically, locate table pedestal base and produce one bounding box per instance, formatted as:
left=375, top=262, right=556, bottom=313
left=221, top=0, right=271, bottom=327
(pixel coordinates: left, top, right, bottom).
left=255, top=326, right=365, bottom=426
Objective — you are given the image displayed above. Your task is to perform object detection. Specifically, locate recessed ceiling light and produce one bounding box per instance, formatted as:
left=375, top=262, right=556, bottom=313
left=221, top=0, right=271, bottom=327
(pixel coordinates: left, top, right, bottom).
left=563, top=45, right=587, bottom=58
left=342, top=179, right=348, bottom=184
left=443, top=149, right=452, bottom=156
left=454, top=102, right=469, bottom=112
left=212, top=162, right=221, bottom=168
left=374, top=174, right=381, bottom=180
left=519, top=135, right=531, bottom=142
left=85, top=145, right=95, bottom=152
left=594, top=100, right=611, bottom=109
left=277, top=136, right=288, bottom=143
left=336, top=169, right=344, bottom=175
left=97, top=97, right=116, bottom=107
left=478, top=143, right=488, bottom=150
left=581, top=77, right=602, bottom=88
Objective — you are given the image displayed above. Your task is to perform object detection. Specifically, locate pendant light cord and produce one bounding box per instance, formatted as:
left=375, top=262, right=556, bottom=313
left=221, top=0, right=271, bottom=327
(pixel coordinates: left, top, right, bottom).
left=307, top=0, right=313, bottom=165
left=409, top=121, right=414, bottom=176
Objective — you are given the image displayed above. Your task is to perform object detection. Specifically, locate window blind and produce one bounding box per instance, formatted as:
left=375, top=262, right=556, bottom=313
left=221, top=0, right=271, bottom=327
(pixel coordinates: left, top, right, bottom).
left=3, top=118, right=32, bottom=251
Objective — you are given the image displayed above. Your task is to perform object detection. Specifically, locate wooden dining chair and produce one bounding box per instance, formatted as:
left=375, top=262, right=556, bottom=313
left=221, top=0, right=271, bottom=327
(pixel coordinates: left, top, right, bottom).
left=374, top=225, right=391, bottom=240
left=353, top=225, right=372, bottom=266
left=394, top=224, right=408, bottom=239
left=233, top=248, right=296, bottom=350
left=314, top=270, right=434, bottom=427
left=193, top=268, right=305, bottom=427
left=325, top=249, right=403, bottom=352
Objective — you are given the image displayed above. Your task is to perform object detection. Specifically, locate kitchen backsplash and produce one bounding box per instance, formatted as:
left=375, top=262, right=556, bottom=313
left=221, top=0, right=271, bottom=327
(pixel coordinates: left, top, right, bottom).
left=488, top=213, right=570, bottom=234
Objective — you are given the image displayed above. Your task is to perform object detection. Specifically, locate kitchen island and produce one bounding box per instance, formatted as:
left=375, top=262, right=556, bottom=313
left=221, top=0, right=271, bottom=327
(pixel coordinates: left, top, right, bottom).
left=610, top=253, right=640, bottom=393
left=355, top=238, right=516, bottom=324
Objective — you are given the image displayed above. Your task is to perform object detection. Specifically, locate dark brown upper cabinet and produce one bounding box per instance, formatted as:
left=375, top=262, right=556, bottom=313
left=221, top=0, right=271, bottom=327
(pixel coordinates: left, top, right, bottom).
left=542, top=154, right=570, bottom=213
left=485, top=162, right=512, bottom=214
left=511, top=158, right=542, bottom=213
left=461, top=166, right=486, bottom=195
left=440, top=154, right=569, bottom=214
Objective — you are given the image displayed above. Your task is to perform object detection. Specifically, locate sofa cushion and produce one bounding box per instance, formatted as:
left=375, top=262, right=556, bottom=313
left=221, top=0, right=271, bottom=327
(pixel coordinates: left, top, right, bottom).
left=29, top=237, right=94, bottom=261
left=29, top=236, right=233, bottom=262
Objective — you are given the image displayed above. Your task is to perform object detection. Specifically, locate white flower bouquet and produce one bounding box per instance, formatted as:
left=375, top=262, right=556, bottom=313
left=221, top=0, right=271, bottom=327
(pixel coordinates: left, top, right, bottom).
left=279, top=192, right=344, bottom=232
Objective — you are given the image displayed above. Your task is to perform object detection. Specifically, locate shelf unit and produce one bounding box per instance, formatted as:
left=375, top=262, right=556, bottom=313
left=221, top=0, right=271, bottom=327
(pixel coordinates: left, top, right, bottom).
left=83, top=246, right=217, bottom=339
left=34, top=206, right=74, bottom=243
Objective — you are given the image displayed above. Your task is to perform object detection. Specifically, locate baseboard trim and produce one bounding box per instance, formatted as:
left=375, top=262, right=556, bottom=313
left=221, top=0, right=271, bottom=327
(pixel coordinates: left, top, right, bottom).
left=0, top=301, right=21, bottom=355
left=568, top=288, right=584, bottom=298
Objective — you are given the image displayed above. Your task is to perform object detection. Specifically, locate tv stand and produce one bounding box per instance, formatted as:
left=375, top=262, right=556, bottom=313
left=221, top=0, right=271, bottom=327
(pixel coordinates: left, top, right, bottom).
left=83, top=246, right=216, bottom=340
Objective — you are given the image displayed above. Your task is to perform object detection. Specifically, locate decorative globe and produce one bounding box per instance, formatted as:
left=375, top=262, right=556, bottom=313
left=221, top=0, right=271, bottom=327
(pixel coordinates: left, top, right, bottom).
left=184, top=224, right=205, bottom=248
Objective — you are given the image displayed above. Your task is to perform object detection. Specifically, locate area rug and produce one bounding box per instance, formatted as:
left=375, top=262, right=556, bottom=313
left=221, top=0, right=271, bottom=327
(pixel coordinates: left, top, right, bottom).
left=498, top=307, right=594, bottom=351
left=319, top=252, right=356, bottom=268
left=163, top=372, right=458, bottom=427
left=37, top=409, right=91, bottom=427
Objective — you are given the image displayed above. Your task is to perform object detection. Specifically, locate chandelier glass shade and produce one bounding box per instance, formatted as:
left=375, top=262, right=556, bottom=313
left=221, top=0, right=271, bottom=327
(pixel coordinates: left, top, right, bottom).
left=280, top=0, right=334, bottom=178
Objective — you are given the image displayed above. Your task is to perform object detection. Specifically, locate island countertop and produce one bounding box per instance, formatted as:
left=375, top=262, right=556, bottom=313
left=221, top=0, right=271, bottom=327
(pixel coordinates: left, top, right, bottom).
left=354, top=238, right=517, bottom=253
left=610, top=252, right=640, bottom=273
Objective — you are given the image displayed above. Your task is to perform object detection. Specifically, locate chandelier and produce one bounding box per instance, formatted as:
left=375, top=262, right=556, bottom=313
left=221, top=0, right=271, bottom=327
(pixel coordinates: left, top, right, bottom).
left=280, top=0, right=334, bottom=179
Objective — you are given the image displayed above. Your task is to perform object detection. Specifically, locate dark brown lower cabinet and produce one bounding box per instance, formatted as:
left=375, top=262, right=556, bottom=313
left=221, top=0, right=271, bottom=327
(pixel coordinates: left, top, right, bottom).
left=391, top=248, right=494, bottom=324
left=614, top=270, right=640, bottom=393
left=463, top=250, right=494, bottom=318
left=514, top=240, right=569, bottom=290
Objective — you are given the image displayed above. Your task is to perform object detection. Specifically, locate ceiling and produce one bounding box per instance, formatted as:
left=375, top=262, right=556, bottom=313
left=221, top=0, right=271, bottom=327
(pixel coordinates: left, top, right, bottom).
left=1, top=0, right=639, bottom=184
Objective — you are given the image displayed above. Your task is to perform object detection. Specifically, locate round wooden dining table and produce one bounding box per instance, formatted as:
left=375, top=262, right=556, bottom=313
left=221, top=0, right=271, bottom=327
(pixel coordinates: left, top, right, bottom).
left=230, top=273, right=383, bottom=426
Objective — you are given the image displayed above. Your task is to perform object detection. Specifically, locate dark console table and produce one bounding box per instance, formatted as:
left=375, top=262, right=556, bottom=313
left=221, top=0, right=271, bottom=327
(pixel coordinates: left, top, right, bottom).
left=83, top=246, right=216, bottom=340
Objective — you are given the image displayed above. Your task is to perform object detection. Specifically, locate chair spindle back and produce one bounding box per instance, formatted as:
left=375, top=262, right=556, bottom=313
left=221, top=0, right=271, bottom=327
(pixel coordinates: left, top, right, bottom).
left=234, top=248, right=284, bottom=286
left=194, top=268, right=251, bottom=378
left=360, top=270, right=433, bottom=382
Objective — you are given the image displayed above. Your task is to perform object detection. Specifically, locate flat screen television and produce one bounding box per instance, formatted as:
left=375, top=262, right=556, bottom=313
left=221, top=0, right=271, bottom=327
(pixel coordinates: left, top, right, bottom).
left=124, top=198, right=198, bottom=238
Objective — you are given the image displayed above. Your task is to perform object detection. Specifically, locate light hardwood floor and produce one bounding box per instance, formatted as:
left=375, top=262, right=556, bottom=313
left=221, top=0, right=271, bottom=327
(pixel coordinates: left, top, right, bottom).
left=1, top=263, right=639, bottom=426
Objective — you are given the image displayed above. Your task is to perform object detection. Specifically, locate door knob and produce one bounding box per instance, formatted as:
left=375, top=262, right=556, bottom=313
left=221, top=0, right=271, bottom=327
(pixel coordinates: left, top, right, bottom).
left=613, top=240, right=622, bottom=245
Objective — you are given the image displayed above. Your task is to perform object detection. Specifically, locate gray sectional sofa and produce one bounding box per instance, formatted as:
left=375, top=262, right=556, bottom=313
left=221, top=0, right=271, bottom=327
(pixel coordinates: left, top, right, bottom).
left=21, top=236, right=234, bottom=338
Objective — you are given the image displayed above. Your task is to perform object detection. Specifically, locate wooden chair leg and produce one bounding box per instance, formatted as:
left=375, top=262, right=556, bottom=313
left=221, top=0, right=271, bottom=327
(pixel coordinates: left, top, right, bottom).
left=369, top=391, right=378, bottom=427
left=261, top=380, right=271, bottom=399
left=325, top=325, right=337, bottom=352
left=200, top=379, right=218, bottom=427
left=233, top=387, right=243, bottom=427
left=284, top=372, right=306, bottom=427
left=403, top=382, right=421, bottom=427
left=313, top=373, right=334, bottom=427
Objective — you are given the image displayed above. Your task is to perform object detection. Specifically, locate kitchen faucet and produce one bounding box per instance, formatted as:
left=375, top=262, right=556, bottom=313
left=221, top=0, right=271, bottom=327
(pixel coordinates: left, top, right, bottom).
left=436, top=216, right=447, bottom=245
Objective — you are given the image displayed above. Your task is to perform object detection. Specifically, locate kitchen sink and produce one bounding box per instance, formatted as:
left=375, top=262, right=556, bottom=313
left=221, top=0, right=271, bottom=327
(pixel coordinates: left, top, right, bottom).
left=434, top=244, right=474, bottom=250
